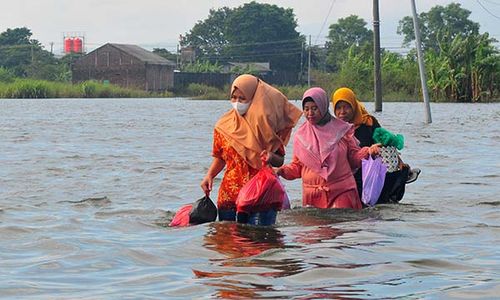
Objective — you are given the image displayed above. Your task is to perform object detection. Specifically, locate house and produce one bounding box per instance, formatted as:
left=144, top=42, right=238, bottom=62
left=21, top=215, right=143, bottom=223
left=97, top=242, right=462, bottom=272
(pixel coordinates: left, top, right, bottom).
left=72, top=43, right=176, bottom=92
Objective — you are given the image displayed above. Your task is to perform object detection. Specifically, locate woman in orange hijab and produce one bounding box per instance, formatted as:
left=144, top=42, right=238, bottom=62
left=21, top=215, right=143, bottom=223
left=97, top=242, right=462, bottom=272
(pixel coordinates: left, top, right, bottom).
left=201, top=74, right=302, bottom=223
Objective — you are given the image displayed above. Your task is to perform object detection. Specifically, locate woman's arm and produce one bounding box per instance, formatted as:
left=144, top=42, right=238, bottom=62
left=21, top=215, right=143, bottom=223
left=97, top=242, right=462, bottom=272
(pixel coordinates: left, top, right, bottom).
left=200, top=157, right=225, bottom=196
left=276, top=155, right=303, bottom=180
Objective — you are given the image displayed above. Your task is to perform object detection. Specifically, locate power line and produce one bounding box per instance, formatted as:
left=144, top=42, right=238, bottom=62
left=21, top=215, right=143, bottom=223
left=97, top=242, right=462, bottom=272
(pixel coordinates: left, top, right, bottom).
left=199, top=50, right=303, bottom=61
left=207, top=38, right=304, bottom=48
left=482, top=0, right=500, bottom=5
left=477, top=0, right=500, bottom=20
left=315, top=0, right=337, bottom=45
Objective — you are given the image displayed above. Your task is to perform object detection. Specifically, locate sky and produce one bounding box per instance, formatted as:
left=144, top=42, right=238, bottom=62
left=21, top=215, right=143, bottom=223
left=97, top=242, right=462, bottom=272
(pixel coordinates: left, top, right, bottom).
left=1, top=0, right=499, bottom=54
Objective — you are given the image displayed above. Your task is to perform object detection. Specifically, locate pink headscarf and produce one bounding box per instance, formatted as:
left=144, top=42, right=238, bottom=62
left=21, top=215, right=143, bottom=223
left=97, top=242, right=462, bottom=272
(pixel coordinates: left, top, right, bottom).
left=293, top=87, right=352, bottom=180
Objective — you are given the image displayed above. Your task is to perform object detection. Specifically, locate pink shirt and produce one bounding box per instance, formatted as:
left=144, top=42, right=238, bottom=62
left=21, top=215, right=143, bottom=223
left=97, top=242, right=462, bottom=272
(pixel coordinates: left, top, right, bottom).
left=280, top=135, right=368, bottom=209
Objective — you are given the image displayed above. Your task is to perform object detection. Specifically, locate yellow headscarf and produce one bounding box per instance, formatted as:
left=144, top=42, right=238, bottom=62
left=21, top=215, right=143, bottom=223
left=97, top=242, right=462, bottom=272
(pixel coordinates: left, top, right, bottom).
left=331, top=87, right=374, bottom=127
left=215, top=74, right=302, bottom=169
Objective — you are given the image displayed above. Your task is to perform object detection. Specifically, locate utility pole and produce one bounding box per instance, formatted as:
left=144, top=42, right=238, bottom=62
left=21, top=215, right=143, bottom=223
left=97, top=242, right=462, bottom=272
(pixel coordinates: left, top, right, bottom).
left=308, top=35, right=311, bottom=87
left=373, top=0, right=382, bottom=112
left=50, top=42, right=54, bottom=54
left=410, top=0, right=432, bottom=123
left=176, top=44, right=180, bottom=70
left=300, top=40, right=304, bottom=83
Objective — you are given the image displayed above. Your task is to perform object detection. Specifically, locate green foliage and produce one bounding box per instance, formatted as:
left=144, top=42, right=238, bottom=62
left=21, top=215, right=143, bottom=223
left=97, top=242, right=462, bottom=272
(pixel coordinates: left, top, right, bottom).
left=229, top=64, right=260, bottom=76
left=0, top=79, right=154, bottom=99
left=0, top=67, right=15, bottom=82
left=335, top=46, right=373, bottom=93
left=182, top=61, right=223, bottom=73
left=152, top=48, right=178, bottom=63
left=397, top=3, right=479, bottom=52
left=326, top=15, right=373, bottom=72
left=414, top=18, right=500, bottom=102
left=275, top=85, right=308, bottom=101
left=0, top=27, right=71, bottom=80
left=224, top=2, right=303, bottom=73
left=181, top=2, right=304, bottom=73
left=181, top=7, right=233, bottom=60
left=381, top=51, right=419, bottom=97
left=184, top=83, right=227, bottom=99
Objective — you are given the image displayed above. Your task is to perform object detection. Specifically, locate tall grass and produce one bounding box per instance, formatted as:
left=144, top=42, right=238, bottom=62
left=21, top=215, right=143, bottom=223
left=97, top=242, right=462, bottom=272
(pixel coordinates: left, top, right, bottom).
left=180, top=83, right=309, bottom=101
left=0, top=79, right=161, bottom=99
left=183, top=83, right=228, bottom=100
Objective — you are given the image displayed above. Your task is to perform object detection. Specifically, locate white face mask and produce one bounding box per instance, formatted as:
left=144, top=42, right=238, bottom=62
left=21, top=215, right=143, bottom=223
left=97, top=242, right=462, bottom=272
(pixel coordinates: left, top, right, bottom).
left=231, top=101, right=251, bottom=115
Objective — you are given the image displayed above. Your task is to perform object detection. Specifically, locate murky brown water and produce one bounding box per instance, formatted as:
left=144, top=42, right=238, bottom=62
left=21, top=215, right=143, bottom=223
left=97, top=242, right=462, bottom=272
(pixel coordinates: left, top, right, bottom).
left=1, top=98, right=499, bottom=299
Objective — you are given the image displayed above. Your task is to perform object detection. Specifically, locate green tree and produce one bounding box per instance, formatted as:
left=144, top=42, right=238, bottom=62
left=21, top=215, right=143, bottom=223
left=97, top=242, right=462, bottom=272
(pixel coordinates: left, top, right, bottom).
left=0, top=27, right=40, bottom=75
left=397, top=3, right=479, bottom=52
left=180, top=7, right=232, bottom=60
left=224, top=2, right=303, bottom=73
left=0, top=27, right=63, bottom=78
left=325, top=15, right=373, bottom=72
left=152, top=48, right=178, bottom=63
left=398, top=3, right=498, bottom=101
left=0, top=27, right=36, bottom=46
left=181, top=2, right=304, bottom=75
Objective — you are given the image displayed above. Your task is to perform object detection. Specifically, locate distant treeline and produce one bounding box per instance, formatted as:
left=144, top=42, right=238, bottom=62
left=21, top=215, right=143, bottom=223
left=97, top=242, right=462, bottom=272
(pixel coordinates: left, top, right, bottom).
left=0, top=2, right=498, bottom=101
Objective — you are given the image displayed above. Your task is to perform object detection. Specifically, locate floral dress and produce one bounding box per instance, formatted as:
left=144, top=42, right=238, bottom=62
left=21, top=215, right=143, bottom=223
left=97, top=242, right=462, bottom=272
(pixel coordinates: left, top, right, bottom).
left=212, top=129, right=284, bottom=210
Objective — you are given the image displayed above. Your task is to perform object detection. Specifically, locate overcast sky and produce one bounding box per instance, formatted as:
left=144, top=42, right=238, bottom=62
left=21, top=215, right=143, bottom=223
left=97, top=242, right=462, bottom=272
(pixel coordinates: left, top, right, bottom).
left=1, top=0, right=499, bottom=54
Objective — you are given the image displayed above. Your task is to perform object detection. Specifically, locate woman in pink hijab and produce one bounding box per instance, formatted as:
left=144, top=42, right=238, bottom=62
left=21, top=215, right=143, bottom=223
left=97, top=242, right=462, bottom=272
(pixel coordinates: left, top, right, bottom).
left=276, top=87, right=379, bottom=209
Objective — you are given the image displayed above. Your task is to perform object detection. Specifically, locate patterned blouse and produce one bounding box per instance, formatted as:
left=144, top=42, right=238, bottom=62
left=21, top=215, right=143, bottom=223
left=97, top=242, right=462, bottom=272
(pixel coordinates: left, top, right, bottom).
left=212, top=129, right=284, bottom=210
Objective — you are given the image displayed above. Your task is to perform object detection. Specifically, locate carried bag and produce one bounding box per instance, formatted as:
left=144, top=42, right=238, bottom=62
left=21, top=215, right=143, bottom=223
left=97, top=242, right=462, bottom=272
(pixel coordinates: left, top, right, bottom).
left=379, top=146, right=400, bottom=173
left=236, top=165, right=288, bottom=214
left=189, top=195, right=218, bottom=224
left=361, top=156, right=387, bottom=207
left=170, top=195, right=217, bottom=227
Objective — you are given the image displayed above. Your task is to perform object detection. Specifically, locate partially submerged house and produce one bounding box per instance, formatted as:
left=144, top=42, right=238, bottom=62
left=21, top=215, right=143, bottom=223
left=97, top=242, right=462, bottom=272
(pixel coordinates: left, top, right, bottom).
left=72, top=43, right=176, bottom=92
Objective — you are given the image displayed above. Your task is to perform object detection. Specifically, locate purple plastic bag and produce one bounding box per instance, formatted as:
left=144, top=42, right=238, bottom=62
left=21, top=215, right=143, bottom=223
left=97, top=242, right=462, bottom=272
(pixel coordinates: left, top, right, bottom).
left=361, top=156, right=387, bottom=206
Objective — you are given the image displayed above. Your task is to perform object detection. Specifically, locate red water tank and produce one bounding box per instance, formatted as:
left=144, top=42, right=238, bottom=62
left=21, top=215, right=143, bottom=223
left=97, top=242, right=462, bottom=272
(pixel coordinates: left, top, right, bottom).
left=73, top=37, right=83, bottom=53
left=64, top=38, right=73, bottom=53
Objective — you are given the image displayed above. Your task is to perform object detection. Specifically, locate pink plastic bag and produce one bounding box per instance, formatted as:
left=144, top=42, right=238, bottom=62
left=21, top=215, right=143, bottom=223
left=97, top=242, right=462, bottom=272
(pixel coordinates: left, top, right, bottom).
left=361, top=156, right=387, bottom=206
left=169, top=204, right=192, bottom=227
left=236, top=165, right=288, bottom=214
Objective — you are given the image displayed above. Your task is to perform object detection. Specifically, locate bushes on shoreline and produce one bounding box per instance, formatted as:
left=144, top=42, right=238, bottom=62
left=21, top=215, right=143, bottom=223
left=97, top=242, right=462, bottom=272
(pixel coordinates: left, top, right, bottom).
left=0, top=79, right=165, bottom=99
left=1, top=77, right=498, bottom=102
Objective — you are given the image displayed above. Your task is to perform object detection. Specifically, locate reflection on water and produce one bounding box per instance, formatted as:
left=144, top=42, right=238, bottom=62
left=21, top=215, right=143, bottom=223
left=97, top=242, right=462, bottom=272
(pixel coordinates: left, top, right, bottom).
left=195, top=222, right=303, bottom=299
left=1, top=99, right=499, bottom=299
left=202, top=222, right=286, bottom=259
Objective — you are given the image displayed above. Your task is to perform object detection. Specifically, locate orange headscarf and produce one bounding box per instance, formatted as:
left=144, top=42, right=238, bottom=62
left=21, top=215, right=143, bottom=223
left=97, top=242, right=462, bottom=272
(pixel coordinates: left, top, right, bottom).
left=331, top=87, right=374, bottom=127
left=215, top=74, right=302, bottom=169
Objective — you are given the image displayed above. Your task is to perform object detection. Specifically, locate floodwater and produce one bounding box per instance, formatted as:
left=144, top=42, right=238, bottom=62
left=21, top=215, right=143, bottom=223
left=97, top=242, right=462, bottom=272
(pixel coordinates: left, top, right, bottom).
left=1, top=98, right=499, bottom=299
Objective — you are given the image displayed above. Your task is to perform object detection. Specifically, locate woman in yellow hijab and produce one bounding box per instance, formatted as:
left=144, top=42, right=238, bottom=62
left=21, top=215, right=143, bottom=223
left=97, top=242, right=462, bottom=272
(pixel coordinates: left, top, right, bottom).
left=200, top=74, right=302, bottom=224
left=331, top=87, right=420, bottom=205
left=332, top=87, right=376, bottom=131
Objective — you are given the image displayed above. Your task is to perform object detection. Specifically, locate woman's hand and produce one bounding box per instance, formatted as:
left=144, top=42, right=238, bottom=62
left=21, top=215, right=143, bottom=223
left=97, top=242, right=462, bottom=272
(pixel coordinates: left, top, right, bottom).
left=200, top=175, right=214, bottom=196
left=368, top=143, right=381, bottom=157
left=260, top=150, right=271, bottom=164
left=201, top=157, right=226, bottom=196
left=260, top=150, right=284, bottom=167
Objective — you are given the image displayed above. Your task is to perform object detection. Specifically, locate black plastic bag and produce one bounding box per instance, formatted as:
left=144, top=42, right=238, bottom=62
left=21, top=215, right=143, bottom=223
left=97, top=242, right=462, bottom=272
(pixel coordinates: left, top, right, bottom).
left=189, top=195, right=217, bottom=225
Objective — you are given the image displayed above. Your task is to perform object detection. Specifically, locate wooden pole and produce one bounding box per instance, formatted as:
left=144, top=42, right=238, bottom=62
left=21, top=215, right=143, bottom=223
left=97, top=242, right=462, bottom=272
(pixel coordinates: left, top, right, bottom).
left=373, top=0, right=382, bottom=112
left=308, top=35, right=311, bottom=87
